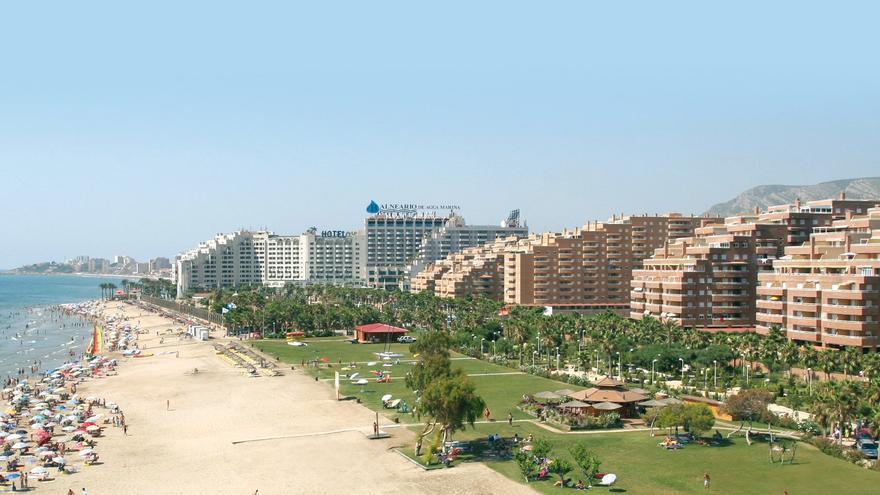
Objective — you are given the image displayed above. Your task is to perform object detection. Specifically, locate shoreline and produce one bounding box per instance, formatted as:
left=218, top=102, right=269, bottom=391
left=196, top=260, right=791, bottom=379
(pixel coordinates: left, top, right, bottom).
left=34, top=300, right=535, bottom=495
left=0, top=272, right=169, bottom=281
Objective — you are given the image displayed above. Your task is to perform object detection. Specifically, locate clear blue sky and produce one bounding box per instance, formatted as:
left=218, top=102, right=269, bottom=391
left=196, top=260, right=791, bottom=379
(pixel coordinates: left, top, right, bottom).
left=2, top=1, right=879, bottom=268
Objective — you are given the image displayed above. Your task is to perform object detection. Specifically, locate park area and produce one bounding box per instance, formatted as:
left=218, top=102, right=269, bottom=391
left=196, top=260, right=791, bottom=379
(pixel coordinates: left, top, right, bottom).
left=251, top=338, right=879, bottom=494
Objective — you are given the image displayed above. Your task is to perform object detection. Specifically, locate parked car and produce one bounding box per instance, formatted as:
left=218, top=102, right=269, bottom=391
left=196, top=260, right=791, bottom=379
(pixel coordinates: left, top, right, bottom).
left=857, top=438, right=878, bottom=459
left=397, top=335, right=416, bottom=343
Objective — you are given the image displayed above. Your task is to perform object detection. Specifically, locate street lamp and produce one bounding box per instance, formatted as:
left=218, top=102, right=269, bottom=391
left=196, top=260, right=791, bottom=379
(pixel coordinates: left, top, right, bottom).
left=556, top=346, right=560, bottom=371
left=703, top=368, right=708, bottom=390
left=532, top=350, right=538, bottom=366
left=745, top=364, right=750, bottom=386
left=616, top=351, right=622, bottom=381
left=492, top=339, right=497, bottom=359
left=651, top=359, right=658, bottom=384
left=713, top=360, right=718, bottom=389
left=807, top=367, right=813, bottom=395
left=480, top=338, right=486, bottom=355
left=679, top=358, right=685, bottom=382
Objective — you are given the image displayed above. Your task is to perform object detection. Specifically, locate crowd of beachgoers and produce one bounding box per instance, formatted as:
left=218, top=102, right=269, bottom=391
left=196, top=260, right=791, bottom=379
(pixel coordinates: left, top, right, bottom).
left=0, top=300, right=137, bottom=492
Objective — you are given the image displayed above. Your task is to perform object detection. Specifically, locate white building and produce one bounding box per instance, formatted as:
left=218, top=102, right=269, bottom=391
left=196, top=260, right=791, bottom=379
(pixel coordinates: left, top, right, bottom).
left=175, top=230, right=366, bottom=297
left=404, top=210, right=528, bottom=282
left=364, top=205, right=528, bottom=291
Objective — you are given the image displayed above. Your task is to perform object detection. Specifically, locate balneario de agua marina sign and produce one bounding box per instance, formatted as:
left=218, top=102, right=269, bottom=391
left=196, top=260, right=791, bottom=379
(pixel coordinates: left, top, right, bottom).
left=366, top=200, right=461, bottom=216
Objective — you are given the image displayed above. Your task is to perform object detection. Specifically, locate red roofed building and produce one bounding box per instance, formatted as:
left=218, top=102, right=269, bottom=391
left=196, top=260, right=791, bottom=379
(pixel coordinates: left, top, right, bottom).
left=355, top=323, right=408, bottom=344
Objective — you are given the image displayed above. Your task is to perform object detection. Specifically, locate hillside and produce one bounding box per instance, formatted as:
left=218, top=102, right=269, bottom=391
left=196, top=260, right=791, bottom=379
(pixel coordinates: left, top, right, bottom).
left=704, top=177, right=880, bottom=217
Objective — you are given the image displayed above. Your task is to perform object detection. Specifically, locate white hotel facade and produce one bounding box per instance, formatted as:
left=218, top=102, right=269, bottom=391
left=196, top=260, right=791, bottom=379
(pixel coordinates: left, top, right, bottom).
left=175, top=230, right=365, bottom=297
left=174, top=203, right=527, bottom=296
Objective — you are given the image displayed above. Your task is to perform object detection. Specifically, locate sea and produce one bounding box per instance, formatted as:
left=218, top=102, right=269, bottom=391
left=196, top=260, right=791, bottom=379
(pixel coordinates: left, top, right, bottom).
left=0, top=274, right=123, bottom=378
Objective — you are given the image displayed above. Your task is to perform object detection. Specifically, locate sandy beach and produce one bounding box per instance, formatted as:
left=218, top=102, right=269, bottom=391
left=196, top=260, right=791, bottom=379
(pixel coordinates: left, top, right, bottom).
left=41, top=301, right=534, bottom=495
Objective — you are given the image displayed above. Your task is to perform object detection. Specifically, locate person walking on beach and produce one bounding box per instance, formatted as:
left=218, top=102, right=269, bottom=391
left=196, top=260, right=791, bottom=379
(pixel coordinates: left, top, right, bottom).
left=123, top=424, right=128, bottom=435
left=703, top=472, right=710, bottom=491
left=508, top=412, right=513, bottom=426
left=166, top=399, right=170, bottom=411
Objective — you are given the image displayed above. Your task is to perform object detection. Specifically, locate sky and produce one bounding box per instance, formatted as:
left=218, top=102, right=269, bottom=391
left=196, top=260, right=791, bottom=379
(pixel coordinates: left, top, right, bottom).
left=1, top=1, right=879, bottom=268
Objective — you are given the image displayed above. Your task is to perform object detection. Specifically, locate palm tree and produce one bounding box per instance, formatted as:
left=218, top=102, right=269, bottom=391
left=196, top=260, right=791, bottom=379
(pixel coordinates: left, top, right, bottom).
left=840, top=347, right=861, bottom=380
left=818, top=351, right=838, bottom=381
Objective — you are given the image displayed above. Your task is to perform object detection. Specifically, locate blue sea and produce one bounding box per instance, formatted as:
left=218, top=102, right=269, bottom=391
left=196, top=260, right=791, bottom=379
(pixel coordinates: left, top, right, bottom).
left=0, top=274, right=123, bottom=377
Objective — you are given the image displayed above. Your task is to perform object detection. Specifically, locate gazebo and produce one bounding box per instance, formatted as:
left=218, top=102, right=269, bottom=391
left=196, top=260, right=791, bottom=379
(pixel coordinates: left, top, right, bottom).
left=355, top=323, right=408, bottom=344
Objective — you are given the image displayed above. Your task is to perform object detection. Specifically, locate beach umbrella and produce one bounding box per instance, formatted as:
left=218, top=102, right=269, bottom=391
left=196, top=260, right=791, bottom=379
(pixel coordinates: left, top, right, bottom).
left=354, top=379, right=369, bottom=385
left=5, top=434, right=23, bottom=441
left=30, top=424, right=45, bottom=430
left=52, top=456, right=65, bottom=464
left=3, top=472, right=19, bottom=480
left=11, top=442, right=28, bottom=450
left=37, top=451, right=54, bottom=458
left=61, top=426, right=76, bottom=433
left=78, top=448, right=93, bottom=457
left=85, top=425, right=100, bottom=432
left=30, top=466, right=48, bottom=475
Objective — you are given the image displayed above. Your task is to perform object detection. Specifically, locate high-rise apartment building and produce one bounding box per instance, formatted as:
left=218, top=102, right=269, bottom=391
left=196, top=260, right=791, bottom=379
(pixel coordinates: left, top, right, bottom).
left=175, top=229, right=365, bottom=297
left=630, top=217, right=788, bottom=329
left=413, top=213, right=715, bottom=314
left=756, top=207, right=880, bottom=351
left=631, top=195, right=880, bottom=331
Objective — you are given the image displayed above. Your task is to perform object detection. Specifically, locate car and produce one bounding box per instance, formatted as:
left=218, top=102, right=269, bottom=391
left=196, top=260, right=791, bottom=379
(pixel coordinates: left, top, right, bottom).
left=857, top=438, right=878, bottom=459
left=397, top=335, right=416, bottom=343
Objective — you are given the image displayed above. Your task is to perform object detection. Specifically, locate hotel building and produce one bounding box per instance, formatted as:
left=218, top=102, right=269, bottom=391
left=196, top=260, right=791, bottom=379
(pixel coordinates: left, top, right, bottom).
left=175, top=229, right=365, bottom=297
left=412, top=213, right=716, bottom=314
left=365, top=211, right=527, bottom=291
left=756, top=207, right=880, bottom=351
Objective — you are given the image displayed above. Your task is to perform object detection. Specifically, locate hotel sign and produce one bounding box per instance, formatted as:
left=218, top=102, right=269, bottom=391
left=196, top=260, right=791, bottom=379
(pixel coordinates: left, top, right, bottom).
left=366, top=200, right=460, bottom=216
left=321, top=230, right=355, bottom=238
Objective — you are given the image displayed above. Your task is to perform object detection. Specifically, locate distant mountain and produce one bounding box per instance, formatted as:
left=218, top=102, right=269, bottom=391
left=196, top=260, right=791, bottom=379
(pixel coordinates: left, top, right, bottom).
left=704, top=177, right=880, bottom=217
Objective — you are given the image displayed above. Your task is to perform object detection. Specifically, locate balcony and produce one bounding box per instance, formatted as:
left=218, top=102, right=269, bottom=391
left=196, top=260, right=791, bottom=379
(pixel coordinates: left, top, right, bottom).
left=757, top=286, right=784, bottom=296
left=662, top=304, right=684, bottom=314
left=789, top=315, right=819, bottom=326
left=755, top=312, right=784, bottom=325
left=821, top=319, right=874, bottom=333
left=756, top=300, right=783, bottom=311
left=787, top=328, right=821, bottom=343
left=821, top=333, right=879, bottom=347
left=788, top=302, right=819, bottom=312
left=823, top=305, right=879, bottom=317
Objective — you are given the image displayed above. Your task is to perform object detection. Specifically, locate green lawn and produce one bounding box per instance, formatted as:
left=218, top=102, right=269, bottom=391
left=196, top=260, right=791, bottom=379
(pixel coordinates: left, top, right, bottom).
left=251, top=339, right=581, bottom=420
left=406, top=421, right=879, bottom=495
left=251, top=338, right=879, bottom=494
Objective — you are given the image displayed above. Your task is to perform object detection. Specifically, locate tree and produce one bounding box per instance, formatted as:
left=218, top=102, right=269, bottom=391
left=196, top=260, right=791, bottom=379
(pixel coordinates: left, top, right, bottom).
left=723, top=389, right=773, bottom=425
left=531, top=437, right=553, bottom=460
left=683, top=403, right=715, bottom=437
left=419, top=371, right=485, bottom=448
left=406, top=331, right=453, bottom=394
left=514, top=450, right=536, bottom=482
left=547, top=457, right=573, bottom=484
left=570, top=444, right=601, bottom=486
left=723, top=389, right=773, bottom=444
